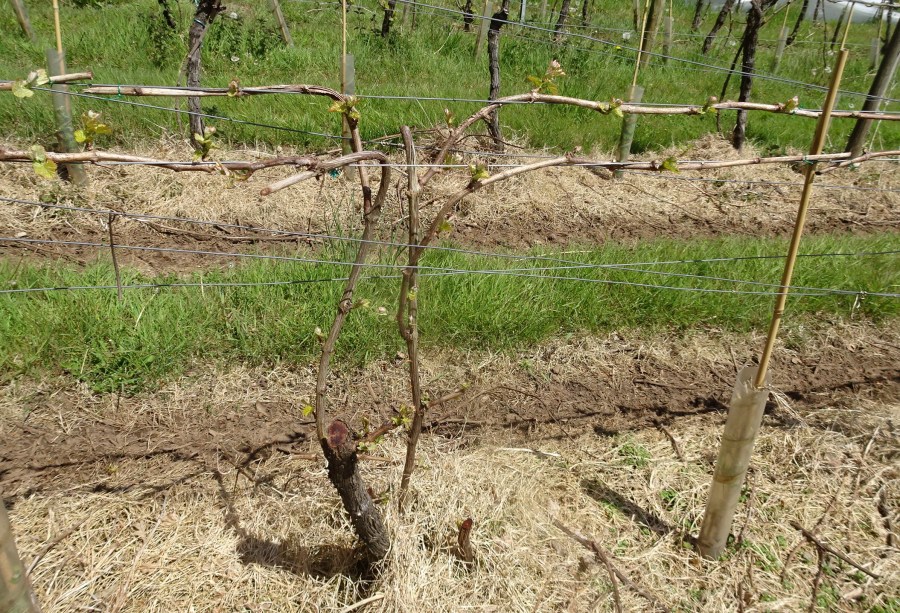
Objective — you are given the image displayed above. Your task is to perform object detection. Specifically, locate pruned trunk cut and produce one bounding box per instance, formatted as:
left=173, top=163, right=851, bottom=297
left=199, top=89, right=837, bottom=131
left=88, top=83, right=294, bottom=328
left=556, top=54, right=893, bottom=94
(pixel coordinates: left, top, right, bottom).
left=323, top=421, right=390, bottom=561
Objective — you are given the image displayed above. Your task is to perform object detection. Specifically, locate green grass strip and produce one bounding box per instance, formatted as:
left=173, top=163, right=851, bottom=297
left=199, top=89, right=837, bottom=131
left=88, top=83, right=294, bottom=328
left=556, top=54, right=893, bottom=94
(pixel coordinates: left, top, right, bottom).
left=0, top=232, right=897, bottom=392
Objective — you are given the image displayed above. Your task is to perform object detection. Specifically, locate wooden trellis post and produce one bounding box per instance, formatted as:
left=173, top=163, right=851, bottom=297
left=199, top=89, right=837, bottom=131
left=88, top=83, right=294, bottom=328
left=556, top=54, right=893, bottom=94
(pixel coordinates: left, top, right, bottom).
left=697, top=47, right=850, bottom=560
left=8, top=0, right=36, bottom=42
left=269, top=0, right=293, bottom=46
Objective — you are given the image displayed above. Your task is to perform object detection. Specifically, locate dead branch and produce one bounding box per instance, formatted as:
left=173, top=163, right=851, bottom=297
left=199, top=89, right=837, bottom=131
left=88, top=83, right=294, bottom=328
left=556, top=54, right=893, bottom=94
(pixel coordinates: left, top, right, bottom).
left=45, top=83, right=900, bottom=123
left=652, top=419, right=685, bottom=461
left=0, top=71, right=93, bottom=90
left=790, top=520, right=881, bottom=579
left=81, top=83, right=346, bottom=101
left=453, top=518, right=476, bottom=565
left=554, top=520, right=667, bottom=612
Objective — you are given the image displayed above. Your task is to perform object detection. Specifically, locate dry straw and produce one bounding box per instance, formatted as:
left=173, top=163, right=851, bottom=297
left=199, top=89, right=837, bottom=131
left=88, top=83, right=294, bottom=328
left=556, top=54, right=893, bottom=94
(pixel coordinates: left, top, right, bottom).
left=2, top=324, right=898, bottom=611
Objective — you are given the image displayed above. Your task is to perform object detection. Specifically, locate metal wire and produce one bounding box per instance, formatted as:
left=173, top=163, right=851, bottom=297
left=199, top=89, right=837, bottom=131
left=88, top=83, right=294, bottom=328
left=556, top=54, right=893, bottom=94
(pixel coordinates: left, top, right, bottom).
left=388, top=0, right=900, bottom=103
left=2, top=236, right=898, bottom=298
left=619, top=171, right=900, bottom=193
left=5, top=194, right=900, bottom=275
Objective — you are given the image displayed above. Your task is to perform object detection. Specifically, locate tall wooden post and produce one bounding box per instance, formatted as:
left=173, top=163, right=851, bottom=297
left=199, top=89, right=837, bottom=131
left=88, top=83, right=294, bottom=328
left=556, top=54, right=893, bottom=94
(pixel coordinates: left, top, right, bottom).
left=848, top=21, right=900, bottom=157
left=0, top=501, right=41, bottom=613
left=475, top=0, right=493, bottom=57
left=340, top=0, right=351, bottom=154
left=8, top=0, right=36, bottom=42
left=698, top=48, right=850, bottom=560
left=269, top=0, right=293, bottom=46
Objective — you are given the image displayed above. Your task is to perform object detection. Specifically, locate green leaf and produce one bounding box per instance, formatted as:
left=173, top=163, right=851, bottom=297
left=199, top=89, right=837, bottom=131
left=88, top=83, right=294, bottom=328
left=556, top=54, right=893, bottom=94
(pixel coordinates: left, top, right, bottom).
left=469, top=162, right=490, bottom=182
left=526, top=75, right=543, bottom=90
left=74, top=129, right=87, bottom=143
left=27, top=69, right=48, bottom=87
left=33, top=158, right=57, bottom=180
left=11, top=80, right=33, bottom=98
left=301, top=404, right=314, bottom=417
left=612, top=106, right=624, bottom=118
left=700, top=95, right=719, bottom=115
left=437, top=220, right=453, bottom=234
left=29, top=145, right=47, bottom=163
left=12, top=69, right=49, bottom=99
left=328, top=97, right=361, bottom=121
left=660, top=157, right=680, bottom=173
left=782, top=96, right=799, bottom=113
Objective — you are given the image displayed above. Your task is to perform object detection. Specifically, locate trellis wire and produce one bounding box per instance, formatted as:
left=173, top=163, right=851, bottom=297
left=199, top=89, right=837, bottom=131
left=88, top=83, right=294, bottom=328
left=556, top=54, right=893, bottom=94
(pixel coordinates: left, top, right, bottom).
left=4, top=194, right=899, bottom=275
left=387, top=0, right=900, bottom=103
left=2, top=235, right=898, bottom=298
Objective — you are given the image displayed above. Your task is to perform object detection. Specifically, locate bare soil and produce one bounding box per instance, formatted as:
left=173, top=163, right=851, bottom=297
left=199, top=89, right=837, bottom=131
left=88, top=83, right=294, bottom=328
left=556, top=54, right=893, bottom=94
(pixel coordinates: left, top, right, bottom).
left=3, top=325, right=898, bottom=499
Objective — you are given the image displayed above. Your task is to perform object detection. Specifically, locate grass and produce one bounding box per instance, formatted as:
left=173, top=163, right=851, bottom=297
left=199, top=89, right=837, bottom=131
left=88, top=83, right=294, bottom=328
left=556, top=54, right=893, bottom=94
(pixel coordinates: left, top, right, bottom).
left=0, top=0, right=897, bottom=153
left=0, top=231, right=897, bottom=392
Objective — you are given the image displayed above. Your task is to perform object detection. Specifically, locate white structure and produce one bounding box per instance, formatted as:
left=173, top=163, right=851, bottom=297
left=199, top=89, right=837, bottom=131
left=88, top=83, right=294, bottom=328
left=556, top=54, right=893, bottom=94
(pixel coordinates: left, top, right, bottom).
left=703, top=0, right=899, bottom=24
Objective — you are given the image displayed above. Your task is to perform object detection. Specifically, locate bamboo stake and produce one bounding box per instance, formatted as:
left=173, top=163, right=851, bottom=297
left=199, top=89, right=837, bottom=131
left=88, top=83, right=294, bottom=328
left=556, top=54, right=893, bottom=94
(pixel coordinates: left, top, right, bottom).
left=697, top=47, right=849, bottom=561
left=772, top=7, right=790, bottom=71
left=51, top=0, right=62, bottom=54
left=633, top=0, right=652, bottom=80
left=340, top=0, right=350, bottom=154
left=0, top=500, right=41, bottom=613
left=755, top=48, right=849, bottom=388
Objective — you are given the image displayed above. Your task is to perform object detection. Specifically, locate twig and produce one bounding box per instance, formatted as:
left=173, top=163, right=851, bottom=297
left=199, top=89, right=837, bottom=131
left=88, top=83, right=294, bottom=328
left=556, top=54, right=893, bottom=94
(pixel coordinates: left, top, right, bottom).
left=140, top=219, right=312, bottom=243
left=397, top=125, right=425, bottom=510
left=790, top=520, right=881, bottom=579
left=553, top=519, right=669, bottom=612
left=652, top=419, right=685, bottom=461
left=808, top=548, right=826, bottom=613
left=0, top=71, right=93, bottom=90
left=497, top=447, right=561, bottom=458
left=107, top=213, right=123, bottom=302
left=338, top=592, right=385, bottom=613
left=26, top=519, right=87, bottom=575
left=780, top=487, right=842, bottom=583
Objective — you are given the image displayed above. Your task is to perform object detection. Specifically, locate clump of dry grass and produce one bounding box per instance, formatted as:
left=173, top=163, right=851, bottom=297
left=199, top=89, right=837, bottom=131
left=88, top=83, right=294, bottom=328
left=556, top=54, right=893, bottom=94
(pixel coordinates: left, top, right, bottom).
left=1, top=134, right=897, bottom=254
left=3, top=323, right=897, bottom=612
